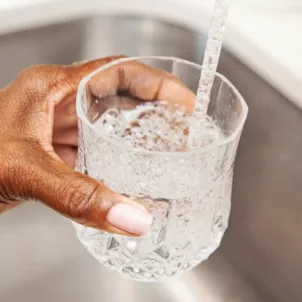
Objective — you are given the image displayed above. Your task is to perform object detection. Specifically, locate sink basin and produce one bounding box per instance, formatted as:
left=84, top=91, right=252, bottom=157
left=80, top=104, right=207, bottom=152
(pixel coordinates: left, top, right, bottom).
left=0, top=15, right=301, bottom=302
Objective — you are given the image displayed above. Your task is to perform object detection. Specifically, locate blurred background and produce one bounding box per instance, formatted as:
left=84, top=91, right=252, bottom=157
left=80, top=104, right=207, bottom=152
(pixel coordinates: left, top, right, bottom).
left=0, top=1, right=302, bottom=302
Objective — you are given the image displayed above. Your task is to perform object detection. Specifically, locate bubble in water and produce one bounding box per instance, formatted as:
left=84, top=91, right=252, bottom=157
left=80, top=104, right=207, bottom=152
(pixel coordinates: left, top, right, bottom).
left=94, top=102, right=224, bottom=152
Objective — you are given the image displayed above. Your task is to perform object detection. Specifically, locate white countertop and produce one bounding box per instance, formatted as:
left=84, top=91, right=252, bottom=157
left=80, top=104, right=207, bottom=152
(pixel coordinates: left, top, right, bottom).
left=0, top=0, right=301, bottom=108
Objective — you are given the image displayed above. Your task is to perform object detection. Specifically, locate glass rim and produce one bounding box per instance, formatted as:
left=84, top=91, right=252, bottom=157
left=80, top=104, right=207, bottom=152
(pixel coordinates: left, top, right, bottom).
left=76, top=56, right=248, bottom=157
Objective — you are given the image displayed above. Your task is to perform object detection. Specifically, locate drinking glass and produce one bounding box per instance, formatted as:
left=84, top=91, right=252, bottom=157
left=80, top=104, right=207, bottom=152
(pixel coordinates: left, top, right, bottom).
left=73, top=56, right=248, bottom=282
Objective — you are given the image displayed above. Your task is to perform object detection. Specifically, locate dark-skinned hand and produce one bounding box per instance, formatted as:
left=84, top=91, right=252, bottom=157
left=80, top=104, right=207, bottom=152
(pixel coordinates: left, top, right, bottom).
left=0, top=56, right=194, bottom=236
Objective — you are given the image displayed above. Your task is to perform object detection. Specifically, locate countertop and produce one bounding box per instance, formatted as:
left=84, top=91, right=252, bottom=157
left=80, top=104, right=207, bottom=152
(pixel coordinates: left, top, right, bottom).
left=0, top=0, right=301, bottom=108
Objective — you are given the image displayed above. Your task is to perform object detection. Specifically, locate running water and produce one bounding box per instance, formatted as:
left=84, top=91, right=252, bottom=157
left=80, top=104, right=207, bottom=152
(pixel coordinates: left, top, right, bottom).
left=192, top=0, right=233, bottom=120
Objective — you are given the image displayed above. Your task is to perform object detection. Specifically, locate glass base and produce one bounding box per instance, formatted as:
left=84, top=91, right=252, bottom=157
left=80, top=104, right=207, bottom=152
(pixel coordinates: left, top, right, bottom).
left=73, top=219, right=226, bottom=282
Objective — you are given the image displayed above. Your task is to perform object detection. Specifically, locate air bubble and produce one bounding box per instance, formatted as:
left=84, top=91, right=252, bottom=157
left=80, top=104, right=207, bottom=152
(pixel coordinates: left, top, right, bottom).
left=96, top=102, right=224, bottom=152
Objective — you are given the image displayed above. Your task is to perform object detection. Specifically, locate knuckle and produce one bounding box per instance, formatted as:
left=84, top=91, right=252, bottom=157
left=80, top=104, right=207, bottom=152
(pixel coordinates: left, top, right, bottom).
left=18, top=65, right=47, bottom=86
left=17, top=65, right=50, bottom=97
left=64, top=179, right=103, bottom=221
left=18, top=65, right=42, bottom=77
left=17, top=65, right=71, bottom=97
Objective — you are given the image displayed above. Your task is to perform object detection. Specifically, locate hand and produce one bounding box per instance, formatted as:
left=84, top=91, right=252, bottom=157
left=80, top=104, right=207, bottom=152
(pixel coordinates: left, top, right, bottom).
left=0, top=56, right=195, bottom=236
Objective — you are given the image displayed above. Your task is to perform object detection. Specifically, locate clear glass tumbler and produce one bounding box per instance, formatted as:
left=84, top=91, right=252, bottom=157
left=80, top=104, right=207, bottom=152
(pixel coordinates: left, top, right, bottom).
left=73, top=56, right=248, bottom=282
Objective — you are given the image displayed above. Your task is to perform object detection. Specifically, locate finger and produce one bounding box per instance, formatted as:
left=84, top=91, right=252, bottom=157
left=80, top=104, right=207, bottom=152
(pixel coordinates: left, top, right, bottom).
left=53, top=58, right=127, bottom=130
left=43, top=56, right=126, bottom=108
left=53, top=127, right=78, bottom=147
left=38, top=158, right=153, bottom=236
left=5, top=143, right=152, bottom=236
left=68, top=56, right=126, bottom=85
left=53, top=94, right=78, bottom=130
left=88, top=60, right=195, bottom=114
left=53, top=144, right=77, bottom=168
left=40, top=57, right=126, bottom=143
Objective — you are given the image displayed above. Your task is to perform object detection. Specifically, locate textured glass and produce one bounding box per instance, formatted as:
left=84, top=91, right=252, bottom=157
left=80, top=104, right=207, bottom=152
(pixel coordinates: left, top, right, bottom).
left=73, top=57, right=248, bottom=282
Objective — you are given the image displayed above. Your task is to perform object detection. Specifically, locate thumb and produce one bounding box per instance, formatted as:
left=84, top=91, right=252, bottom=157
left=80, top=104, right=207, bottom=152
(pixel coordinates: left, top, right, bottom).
left=41, top=156, right=152, bottom=236
left=6, top=144, right=152, bottom=236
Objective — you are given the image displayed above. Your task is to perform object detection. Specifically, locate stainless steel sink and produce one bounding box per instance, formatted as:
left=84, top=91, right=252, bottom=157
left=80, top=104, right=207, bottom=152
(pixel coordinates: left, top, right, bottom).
left=0, top=15, right=301, bottom=302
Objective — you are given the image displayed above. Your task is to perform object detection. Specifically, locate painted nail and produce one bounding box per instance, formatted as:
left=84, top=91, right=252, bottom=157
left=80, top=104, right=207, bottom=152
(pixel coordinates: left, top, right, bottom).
left=106, top=203, right=153, bottom=235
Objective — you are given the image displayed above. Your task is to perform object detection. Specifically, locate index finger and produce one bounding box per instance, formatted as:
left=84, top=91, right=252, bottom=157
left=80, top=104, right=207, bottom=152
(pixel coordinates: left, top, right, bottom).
left=87, top=60, right=195, bottom=114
